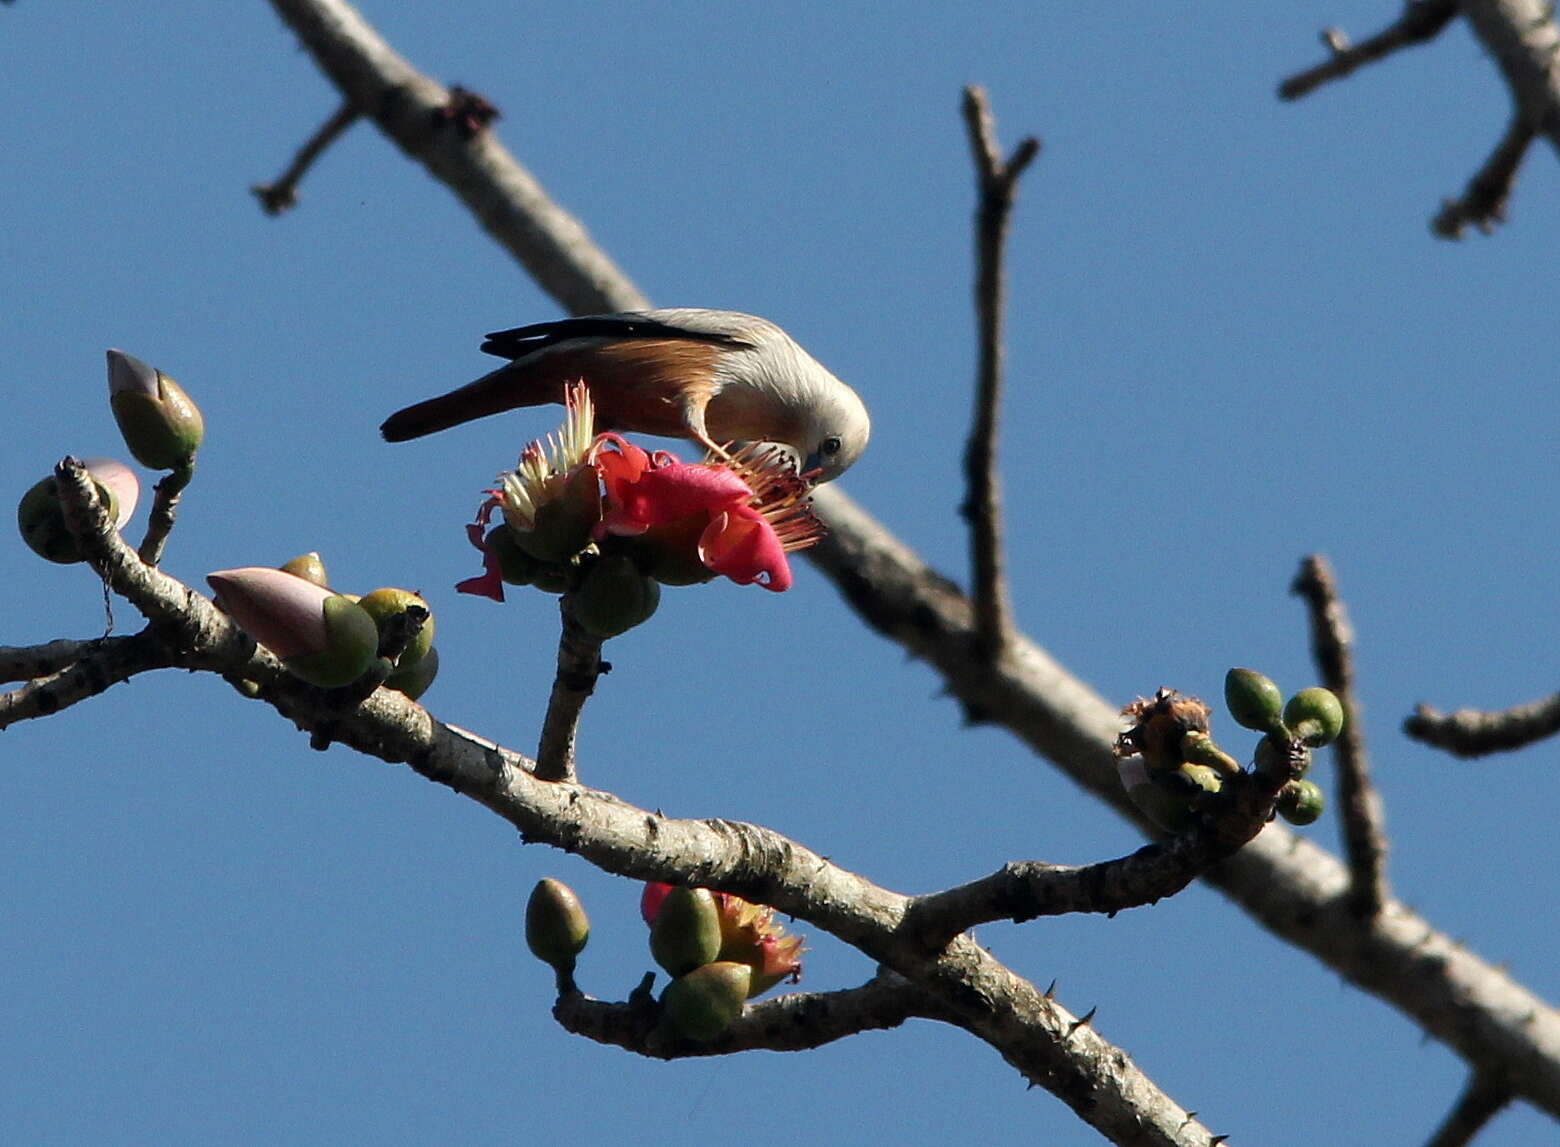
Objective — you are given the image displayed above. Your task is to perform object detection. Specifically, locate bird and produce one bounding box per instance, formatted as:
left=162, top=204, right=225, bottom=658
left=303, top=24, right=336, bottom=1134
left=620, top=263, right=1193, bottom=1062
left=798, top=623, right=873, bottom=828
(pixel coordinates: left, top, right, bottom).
left=380, top=308, right=870, bottom=483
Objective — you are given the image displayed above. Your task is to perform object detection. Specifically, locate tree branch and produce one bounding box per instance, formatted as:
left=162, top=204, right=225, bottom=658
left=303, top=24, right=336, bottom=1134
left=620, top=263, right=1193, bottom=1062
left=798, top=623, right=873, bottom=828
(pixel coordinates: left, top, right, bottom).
left=256, top=0, right=1560, bottom=1123
left=1432, top=114, right=1536, bottom=238
left=0, top=632, right=175, bottom=727
left=1277, top=2, right=1459, bottom=100
left=1291, top=554, right=1390, bottom=918
left=958, top=86, right=1039, bottom=662
left=253, top=100, right=360, bottom=214
left=1424, top=1071, right=1514, bottom=1147
left=534, top=599, right=607, bottom=783
left=1405, top=691, right=1560, bottom=757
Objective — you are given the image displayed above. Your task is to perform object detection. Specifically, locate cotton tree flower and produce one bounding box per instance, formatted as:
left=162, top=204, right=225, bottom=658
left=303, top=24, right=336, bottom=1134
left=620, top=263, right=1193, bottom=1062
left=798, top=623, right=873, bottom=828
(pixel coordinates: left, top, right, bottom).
left=206, top=566, right=379, bottom=687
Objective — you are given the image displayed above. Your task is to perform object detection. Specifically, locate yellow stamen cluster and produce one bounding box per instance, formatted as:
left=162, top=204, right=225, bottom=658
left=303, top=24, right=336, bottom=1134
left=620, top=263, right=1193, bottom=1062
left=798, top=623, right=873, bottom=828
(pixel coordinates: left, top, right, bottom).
left=500, top=381, right=596, bottom=532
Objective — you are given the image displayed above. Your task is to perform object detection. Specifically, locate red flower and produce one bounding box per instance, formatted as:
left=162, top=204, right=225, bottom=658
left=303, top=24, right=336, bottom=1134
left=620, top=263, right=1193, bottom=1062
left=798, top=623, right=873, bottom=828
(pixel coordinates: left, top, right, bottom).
left=455, top=495, right=507, bottom=601
left=640, top=881, right=804, bottom=996
left=594, top=435, right=818, bottom=592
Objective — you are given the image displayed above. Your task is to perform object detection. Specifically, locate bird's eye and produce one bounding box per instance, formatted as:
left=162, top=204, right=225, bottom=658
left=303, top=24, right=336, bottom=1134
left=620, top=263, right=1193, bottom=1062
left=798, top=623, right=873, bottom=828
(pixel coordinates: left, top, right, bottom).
left=821, top=436, right=843, bottom=456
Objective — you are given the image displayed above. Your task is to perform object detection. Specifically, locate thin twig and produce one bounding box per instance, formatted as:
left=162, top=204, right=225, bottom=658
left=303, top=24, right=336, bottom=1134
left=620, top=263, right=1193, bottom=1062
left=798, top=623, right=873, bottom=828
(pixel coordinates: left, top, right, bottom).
left=1406, top=692, right=1560, bottom=758
left=1277, top=2, right=1458, bottom=100
left=535, top=597, right=607, bottom=783
left=1432, top=116, right=1536, bottom=238
left=253, top=101, right=360, bottom=215
left=137, top=460, right=195, bottom=567
left=1423, top=1071, right=1513, bottom=1147
left=958, top=86, right=1039, bottom=662
left=1292, top=554, right=1390, bottom=918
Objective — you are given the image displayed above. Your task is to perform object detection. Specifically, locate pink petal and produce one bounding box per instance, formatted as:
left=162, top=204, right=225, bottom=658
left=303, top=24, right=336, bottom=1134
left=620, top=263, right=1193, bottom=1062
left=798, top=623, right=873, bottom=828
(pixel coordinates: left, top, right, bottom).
left=698, top=506, right=793, bottom=592
left=207, top=566, right=332, bottom=658
left=640, top=881, right=673, bottom=925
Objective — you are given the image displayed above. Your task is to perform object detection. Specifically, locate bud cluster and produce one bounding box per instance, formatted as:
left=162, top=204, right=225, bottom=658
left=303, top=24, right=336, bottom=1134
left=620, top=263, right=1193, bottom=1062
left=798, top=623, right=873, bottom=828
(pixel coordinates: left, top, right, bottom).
left=1113, top=669, right=1343, bottom=833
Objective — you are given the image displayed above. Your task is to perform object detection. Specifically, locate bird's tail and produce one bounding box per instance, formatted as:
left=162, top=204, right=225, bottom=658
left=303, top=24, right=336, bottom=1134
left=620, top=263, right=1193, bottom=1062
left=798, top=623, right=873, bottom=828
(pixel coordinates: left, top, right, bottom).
left=380, top=365, right=556, bottom=442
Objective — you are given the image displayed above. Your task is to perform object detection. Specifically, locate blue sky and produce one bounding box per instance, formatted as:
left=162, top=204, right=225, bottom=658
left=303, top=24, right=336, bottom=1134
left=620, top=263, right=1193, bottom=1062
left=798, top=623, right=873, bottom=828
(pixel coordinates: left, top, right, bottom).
left=3, top=4, right=1556, bottom=1144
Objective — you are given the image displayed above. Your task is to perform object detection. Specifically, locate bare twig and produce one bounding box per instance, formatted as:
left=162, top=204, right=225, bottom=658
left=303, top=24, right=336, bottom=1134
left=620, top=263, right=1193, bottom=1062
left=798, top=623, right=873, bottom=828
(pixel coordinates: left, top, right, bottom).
left=1292, top=554, right=1390, bottom=918
left=535, top=597, right=607, bottom=783
left=1, top=638, right=112, bottom=683
left=1424, top=1071, right=1513, bottom=1147
left=1406, top=692, right=1560, bottom=757
left=1277, top=2, right=1458, bottom=100
left=1432, top=116, right=1536, bottom=238
left=253, top=101, right=360, bottom=215
left=137, top=460, right=195, bottom=566
left=958, top=86, right=1039, bottom=662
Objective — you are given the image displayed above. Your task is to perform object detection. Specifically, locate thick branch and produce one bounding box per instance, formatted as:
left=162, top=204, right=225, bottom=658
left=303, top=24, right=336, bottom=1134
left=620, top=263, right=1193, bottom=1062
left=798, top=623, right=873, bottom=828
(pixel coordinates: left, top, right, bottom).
left=958, top=86, right=1039, bottom=661
left=1405, top=692, right=1560, bottom=757
left=1277, top=2, right=1458, bottom=100
left=1291, top=554, right=1390, bottom=918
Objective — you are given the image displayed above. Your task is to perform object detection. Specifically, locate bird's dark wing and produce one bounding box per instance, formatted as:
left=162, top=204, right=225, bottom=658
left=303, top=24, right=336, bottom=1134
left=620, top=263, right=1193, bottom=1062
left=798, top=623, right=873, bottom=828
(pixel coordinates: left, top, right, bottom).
left=480, top=314, right=754, bottom=361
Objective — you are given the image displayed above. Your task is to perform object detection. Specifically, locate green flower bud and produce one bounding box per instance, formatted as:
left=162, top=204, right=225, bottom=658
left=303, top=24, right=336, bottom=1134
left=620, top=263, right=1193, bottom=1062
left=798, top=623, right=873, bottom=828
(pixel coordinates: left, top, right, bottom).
left=525, top=878, right=590, bottom=974
left=106, top=349, right=204, bottom=470
left=17, top=459, right=139, bottom=564
left=1224, top=667, right=1285, bottom=734
left=280, top=552, right=330, bottom=588
left=357, top=587, right=435, bottom=670
left=649, top=886, right=723, bottom=978
left=571, top=553, right=661, bottom=638
left=660, top=961, right=752, bottom=1042
left=385, top=644, right=439, bottom=700
left=1277, top=779, right=1325, bottom=825
left=1283, top=687, right=1345, bottom=748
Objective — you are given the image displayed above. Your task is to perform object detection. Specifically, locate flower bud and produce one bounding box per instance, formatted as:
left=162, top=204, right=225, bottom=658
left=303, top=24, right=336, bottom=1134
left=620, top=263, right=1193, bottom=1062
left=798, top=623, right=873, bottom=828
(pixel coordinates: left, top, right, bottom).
left=280, top=552, right=330, bottom=588
left=207, top=567, right=378, bottom=687
left=660, top=961, right=752, bottom=1042
left=648, top=885, right=723, bottom=978
left=385, top=644, right=439, bottom=700
left=106, top=349, right=204, bottom=470
left=17, top=459, right=139, bottom=564
left=1282, top=687, right=1345, bottom=747
left=1277, top=779, right=1325, bottom=825
left=356, top=587, right=435, bottom=670
left=571, top=553, right=660, bottom=638
left=525, top=878, right=590, bottom=974
left=1224, top=667, right=1285, bottom=734
left=711, top=892, right=805, bottom=996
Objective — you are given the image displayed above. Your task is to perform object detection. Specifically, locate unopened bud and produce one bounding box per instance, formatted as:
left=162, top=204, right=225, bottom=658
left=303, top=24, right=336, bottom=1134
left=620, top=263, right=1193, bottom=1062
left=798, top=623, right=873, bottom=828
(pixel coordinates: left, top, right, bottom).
left=207, top=567, right=378, bottom=687
left=571, top=553, right=660, bottom=637
left=1277, top=779, right=1325, bottom=825
left=280, top=552, right=330, bottom=588
left=17, top=459, right=139, bottom=564
left=1283, top=687, right=1345, bottom=747
left=357, top=587, right=434, bottom=670
left=1224, top=668, right=1285, bottom=734
left=660, top=961, right=752, bottom=1042
left=385, top=644, right=438, bottom=700
left=106, top=350, right=204, bottom=470
left=525, top=878, right=590, bottom=974
left=649, top=885, right=723, bottom=978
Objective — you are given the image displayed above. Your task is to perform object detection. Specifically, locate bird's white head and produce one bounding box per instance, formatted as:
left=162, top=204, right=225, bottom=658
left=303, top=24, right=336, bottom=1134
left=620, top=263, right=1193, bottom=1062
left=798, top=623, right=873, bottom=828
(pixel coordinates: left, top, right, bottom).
left=798, top=383, right=871, bottom=483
